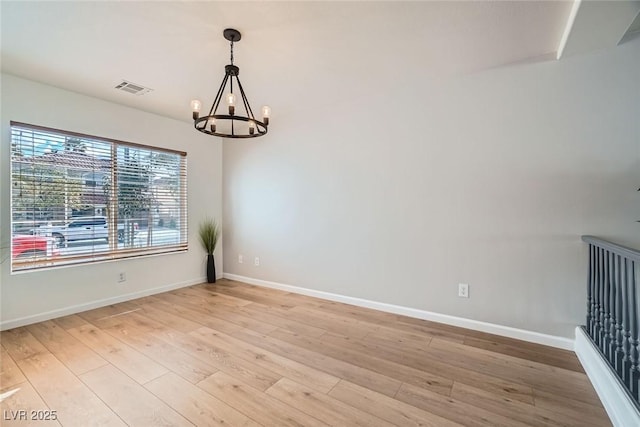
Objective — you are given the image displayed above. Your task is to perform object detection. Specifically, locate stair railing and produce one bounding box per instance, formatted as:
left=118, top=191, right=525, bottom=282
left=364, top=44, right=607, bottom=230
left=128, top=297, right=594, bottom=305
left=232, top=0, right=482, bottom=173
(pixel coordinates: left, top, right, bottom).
left=582, top=235, right=640, bottom=404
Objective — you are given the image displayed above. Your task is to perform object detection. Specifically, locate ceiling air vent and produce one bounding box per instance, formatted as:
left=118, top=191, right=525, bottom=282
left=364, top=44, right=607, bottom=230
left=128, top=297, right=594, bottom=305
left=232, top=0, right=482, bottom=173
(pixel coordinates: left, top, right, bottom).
left=114, top=80, right=152, bottom=95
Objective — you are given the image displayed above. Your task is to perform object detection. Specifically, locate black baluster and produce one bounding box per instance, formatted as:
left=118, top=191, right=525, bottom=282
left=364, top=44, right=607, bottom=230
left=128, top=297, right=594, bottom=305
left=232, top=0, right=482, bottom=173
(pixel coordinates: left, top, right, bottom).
left=613, top=254, right=624, bottom=376
left=609, top=253, right=622, bottom=372
left=622, top=257, right=632, bottom=388
left=599, top=248, right=607, bottom=348
left=603, top=250, right=613, bottom=358
left=591, top=248, right=602, bottom=346
left=629, top=260, right=639, bottom=400
left=607, top=251, right=617, bottom=361
left=587, top=245, right=595, bottom=336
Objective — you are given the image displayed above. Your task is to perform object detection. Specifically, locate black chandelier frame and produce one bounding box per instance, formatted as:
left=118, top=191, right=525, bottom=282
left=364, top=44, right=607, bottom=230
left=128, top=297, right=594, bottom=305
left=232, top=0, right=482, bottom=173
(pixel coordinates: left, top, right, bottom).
left=193, top=28, right=268, bottom=139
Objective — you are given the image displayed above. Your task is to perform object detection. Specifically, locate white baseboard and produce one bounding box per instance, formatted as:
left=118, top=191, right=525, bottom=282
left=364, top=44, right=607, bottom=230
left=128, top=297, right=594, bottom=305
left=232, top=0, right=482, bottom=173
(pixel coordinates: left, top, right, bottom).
left=574, top=326, right=640, bottom=427
left=223, top=273, right=574, bottom=350
left=0, top=276, right=210, bottom=331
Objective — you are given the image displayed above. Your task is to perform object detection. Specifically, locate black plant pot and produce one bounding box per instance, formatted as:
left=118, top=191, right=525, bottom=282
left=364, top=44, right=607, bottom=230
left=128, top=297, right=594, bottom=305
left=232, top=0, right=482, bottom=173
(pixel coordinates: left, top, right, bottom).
left=207, top=254, right=216, bottom=283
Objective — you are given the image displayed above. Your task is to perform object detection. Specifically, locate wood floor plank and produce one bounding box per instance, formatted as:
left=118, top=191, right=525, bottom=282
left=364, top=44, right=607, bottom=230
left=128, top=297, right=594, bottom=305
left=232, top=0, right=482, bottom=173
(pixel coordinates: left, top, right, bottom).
left=430, top=337, right=571, bottom=376
left=211, top=286, right=301, bottom=310
left=52, top=314, right=91, bottom=330
left=427, top=338, right=600, bottom=405
left=197, top=371, right=328, bottom=427
left=94, top=310, right=167, bottom=335
left=271, top=328, right=455, bottom=396
left=67, top=324, right=168, bottom=384
left=385, top=318, right=468, bottom=344
left=395, top=382, right=533, bottom=427
left=1, top=328, right=48, bottom=361
left=353, top=332, right=537, bottom=404
left=300, top=300, right=469, bottom=345
left=102, top=327, right=218, bottom=384
left=211, top=281, right=298, bottom=308
left=26, top=320, right=108, bottom=375
left=266, top=377, right=395, bottom=427
left=125, top=294, right=163, bottom=306
left=265, top=288, right=328, bottom=309
left=305, top=299, right=468, bottom=343
left=76, top=302, right=140, bottom=324
left=463, top=336, right=584, bottom=372
left=309, top=299, right=399, bottom=324
left=0, top=382, right=61, bottom=426
left=143, top=298, right=243, bottom=335
left=145, top=372, right=262, bottom=427
left=232, top=328, right=403, bottom=397
left=16, top=353, right=125, bottom=426
left=362, top=325, right=435, bottom=352
left=329, top=328, right=535, bottom=402
left=190, top=326, right=340, bottom=393
left=136, top=303, right=203, bottom=333
left=1, top=347, right=26, bottom=390
left=469, top=329, right=576, bottom=354
left=392, top=314, right=480, bottom=340
left=283, top=305, right=377, bottom=339
left=194, top=304, right=280, bottom=335
left=156, top=291, right=279, bottom=334
left=151, top=328, right=281, bottom=391
left=171, top=285, right=253, bottom=307
left=323, top=330, right=438, bottom=367
left=450, top=382, right=611, bottom=427
left=359, top=330, right=435, bottom=360
left=533, top=389, right=611, bottom=424
left=79, top=364, right=193, bottom=426
left=328, top=379, right=464, bottom=427
left=237, top=302, right=327, bottom=337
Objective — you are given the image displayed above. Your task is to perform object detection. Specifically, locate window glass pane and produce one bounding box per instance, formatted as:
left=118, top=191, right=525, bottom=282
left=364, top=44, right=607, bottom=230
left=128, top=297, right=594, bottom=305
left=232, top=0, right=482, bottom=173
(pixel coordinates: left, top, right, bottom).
left=10, top=122, right=188, bottom=272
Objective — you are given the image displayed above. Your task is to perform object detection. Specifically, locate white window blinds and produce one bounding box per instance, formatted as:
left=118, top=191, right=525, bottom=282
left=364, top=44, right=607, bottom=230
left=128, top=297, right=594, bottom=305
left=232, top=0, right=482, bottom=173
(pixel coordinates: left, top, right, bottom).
left=10, top=121, right=188, bottom=272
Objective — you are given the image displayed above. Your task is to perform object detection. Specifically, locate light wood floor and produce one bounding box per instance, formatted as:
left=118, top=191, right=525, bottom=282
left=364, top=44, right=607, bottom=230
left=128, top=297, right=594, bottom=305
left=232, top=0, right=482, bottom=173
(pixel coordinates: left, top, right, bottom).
left=1, top=279, right=610, bottom=426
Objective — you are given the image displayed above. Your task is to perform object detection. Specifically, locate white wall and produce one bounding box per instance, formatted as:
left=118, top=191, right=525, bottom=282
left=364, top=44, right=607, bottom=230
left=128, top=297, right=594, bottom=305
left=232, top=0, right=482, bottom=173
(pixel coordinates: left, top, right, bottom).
left=0, top=74, right=223, bottom=329
left=223, top=39, right=640, bottom=339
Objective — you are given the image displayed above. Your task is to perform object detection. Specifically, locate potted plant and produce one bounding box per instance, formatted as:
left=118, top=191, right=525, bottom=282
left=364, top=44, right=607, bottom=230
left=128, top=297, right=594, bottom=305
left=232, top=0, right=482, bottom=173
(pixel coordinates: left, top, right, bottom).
left=198, top=217, right=219, bottom=283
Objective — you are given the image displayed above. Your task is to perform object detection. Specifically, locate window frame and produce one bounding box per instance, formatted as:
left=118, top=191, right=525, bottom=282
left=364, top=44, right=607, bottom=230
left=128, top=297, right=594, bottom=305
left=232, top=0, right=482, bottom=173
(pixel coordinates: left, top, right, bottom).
left=9, top=121, right=188, bottom=273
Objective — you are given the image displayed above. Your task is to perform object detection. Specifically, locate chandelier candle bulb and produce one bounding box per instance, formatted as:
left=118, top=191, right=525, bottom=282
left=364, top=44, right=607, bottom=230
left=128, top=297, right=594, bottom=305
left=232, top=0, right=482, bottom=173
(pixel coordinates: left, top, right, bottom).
left=191, top=99, right=201, bottom=120
left=209, top=118, right=216, bottom=133
left=248, top=120, right=255, bottom=135
left=227, top=93, right=236, bottom=115
left=262, top=105, right=271, bottom=125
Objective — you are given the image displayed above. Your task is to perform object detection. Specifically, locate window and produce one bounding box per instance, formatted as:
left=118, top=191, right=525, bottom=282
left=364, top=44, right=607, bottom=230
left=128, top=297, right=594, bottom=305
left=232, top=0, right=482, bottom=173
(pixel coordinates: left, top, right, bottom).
left=10, top=121, right=188, bottom=272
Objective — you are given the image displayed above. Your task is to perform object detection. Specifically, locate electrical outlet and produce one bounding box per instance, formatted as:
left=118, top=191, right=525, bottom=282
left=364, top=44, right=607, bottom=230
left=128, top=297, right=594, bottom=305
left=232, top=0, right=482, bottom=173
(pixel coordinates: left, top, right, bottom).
left=458, top=283, right=469, bottom=298
left=254, top=257, right=260, bottom=266
left=118, top=272, right=126, bottom=283
left=238, top=254, right=243, bottom=264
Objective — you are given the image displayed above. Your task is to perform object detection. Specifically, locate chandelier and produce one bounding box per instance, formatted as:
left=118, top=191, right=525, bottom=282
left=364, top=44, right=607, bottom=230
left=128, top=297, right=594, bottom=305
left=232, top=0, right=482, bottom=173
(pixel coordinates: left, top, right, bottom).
left=191, top=28, right=270, bottom=138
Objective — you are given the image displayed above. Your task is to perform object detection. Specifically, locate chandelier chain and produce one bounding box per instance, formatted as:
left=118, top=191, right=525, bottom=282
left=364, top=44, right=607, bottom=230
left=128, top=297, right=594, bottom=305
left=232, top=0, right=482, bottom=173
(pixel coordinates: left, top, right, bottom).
left=230, top=40, right=234, bottom=66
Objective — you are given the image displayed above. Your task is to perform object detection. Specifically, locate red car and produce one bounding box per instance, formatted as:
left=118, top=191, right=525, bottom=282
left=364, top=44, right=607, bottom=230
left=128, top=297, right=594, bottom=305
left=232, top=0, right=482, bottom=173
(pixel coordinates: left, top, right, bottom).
left=12, top=235, right=59, bottom=260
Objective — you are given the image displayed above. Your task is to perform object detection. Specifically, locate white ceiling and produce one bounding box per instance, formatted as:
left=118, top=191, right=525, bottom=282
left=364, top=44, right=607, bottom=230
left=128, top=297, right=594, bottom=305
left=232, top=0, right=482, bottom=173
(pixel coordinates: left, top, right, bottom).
left=0, top=1, right=634, bottom=125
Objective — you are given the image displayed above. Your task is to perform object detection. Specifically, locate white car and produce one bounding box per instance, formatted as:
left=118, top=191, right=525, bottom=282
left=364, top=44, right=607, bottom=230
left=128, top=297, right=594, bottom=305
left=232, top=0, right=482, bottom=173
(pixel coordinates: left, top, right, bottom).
left=37, top=216, right=108, bottom=245
left=34, top=216, right=138, bottom=245
left=133, top=229, right=180, bottom=247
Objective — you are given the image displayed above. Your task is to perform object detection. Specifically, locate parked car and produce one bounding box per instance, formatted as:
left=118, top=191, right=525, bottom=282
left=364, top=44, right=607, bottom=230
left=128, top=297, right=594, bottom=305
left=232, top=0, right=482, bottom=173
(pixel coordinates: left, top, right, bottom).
left=33, top=216, right=138, bottom=245
left=12, top=235, right=59, bottom=260
left=133, top=229, right=180, bottom=247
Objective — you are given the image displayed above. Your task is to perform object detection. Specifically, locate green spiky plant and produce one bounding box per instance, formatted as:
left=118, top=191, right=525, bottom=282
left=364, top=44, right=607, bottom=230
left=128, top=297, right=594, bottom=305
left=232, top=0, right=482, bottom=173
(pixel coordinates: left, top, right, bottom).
left=198, top=217, right=219, bottom=255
